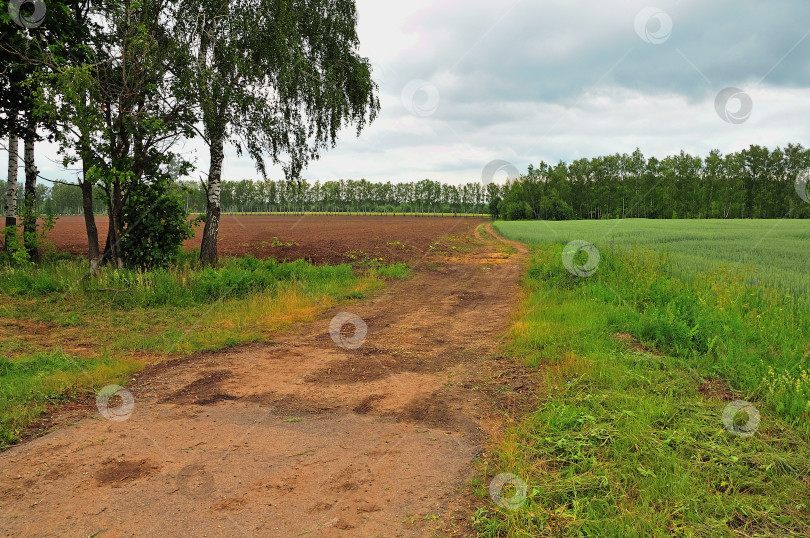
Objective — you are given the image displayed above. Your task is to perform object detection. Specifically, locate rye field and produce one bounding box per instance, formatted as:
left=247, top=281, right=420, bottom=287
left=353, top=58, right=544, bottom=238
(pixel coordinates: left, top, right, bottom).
left=495, top=219, right=810, bottom=303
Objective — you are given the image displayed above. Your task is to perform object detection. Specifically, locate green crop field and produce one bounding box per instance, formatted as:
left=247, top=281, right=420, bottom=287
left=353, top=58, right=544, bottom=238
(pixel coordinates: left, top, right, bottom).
left=495, top=219, right=810, bottom=303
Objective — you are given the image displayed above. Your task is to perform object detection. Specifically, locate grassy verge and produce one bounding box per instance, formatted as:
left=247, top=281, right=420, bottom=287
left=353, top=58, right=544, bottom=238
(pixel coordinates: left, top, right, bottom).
left=0, top=254, right=409, bottom=448
left=0, top=351, right=141, bottom=448
left=474, top=243, right=810, bottom=536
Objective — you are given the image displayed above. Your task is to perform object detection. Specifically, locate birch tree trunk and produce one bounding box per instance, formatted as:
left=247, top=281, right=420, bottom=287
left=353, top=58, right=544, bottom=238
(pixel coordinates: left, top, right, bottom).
left=22, top=116, right=39, bottom=263
left=200, top=132, right=224, bottom=265
left=196, top=11, right=224, bottom=267
left=4, top=126, right=18, bottom=251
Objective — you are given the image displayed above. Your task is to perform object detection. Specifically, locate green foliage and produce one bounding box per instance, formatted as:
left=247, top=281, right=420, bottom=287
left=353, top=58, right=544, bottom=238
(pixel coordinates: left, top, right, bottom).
left=492, top=144, right=810, bottom=221
left=1, top=213, right=57, bottom=266
left=180, top=0, right=381, bottom=178
left=371, top=262, right=410, bottom=280
left=486, top=183, right=502, bottom=220
left=537, top=196, right=574, bottom=221
left=0, top=254, right=407, bottom=309
left=27, top=0, right=199, bottom=268
left=2, top=225, right=28, bottom=266
left=502, top=200, right=534, bottom=220
left=120, top=177, right=196, bottom=269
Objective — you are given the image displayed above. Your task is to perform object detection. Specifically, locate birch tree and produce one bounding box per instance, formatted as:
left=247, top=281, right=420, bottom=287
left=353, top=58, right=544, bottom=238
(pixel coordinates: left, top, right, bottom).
left=1, top=6, right=34, bottom=253
left=180, top=0, right=379, bottom=264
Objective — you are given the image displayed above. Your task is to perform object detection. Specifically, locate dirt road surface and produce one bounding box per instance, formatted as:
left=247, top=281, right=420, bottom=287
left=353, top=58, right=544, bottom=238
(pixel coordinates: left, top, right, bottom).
left=0, top=224, right=529, bottom=537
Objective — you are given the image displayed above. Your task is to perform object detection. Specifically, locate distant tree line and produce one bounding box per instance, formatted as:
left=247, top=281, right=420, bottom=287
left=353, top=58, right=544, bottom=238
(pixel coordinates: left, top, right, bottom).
left=10, top=178, right=488, bottom=216
left=489, top=144, right=810, bottom=220
left=17, top=143, right=810, bottom=221
left=178, top=179, right=488, bottom=215
left=10, top=142, right=810, bottom=222
left=0, top=183, right=107, bottom=217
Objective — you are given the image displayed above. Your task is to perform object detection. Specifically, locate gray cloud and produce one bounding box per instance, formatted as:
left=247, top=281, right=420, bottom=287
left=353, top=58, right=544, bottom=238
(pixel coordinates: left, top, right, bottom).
left=385, top=0, right=810, bottom=110
left=31, top=0, right=810, bottom=185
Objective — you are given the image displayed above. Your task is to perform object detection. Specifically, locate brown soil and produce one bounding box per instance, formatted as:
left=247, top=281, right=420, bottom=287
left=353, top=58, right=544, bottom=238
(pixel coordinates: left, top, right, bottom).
left=614, top=332, right=663, bottom=357
left=19, top=215, right=486, bottom=264
left=0, top=223, right=535, bottom=537
left=698, top=378, right=737, bottom=401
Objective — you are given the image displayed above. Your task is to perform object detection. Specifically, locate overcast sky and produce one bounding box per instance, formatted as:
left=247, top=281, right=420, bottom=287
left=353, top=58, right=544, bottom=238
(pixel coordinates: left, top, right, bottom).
left=33, top=0, right=810, bottom=185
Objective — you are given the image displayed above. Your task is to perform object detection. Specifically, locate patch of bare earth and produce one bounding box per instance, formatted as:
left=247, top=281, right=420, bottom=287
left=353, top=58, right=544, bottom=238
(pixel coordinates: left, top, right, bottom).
left=0, top=224, right=531, bottom=537
left=614, top=332, right=663, bottom=357
left=697, top=378, right=737, bottom=401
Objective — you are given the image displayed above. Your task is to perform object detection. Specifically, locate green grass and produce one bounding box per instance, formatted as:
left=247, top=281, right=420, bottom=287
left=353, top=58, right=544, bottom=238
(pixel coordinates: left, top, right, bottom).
left=367, top=261, right=410, bottom=280
left=0, top=254, right=410, bottom=449
left=495, top=219, right=810, bottom=424
left=474, top=236, right=810, bottom=536
left=1, top=254, right=367, bottom=306
left=0, top=351, right=140, bottom=448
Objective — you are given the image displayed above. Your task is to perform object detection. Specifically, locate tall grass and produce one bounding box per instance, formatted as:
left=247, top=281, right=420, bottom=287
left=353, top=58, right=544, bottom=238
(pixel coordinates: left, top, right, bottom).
left=0, top=351, right=140, bottom=448
left=0, top=255, right=407, bottom=360
left=0, top=254, right=372, bottom=306
left=496, top=219, right=810, bottom=424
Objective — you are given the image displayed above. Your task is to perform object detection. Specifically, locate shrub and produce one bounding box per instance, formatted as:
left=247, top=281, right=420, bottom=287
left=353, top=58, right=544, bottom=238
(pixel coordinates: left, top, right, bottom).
left=538, top=197, right=575, bottom=220
left=501, top=200, right=534, bottom=220
left=120, top=176, right=196, bottom=269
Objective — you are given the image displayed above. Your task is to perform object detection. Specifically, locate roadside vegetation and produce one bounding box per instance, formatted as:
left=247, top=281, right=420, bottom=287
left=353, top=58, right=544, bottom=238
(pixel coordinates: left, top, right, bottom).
left=475, top=222, right=810, bottom=536
left=0, top=251, right=409, bottom=449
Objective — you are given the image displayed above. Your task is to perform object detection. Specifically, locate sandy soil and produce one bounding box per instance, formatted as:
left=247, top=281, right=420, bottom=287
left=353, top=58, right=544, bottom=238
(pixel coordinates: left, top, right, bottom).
left=0, top=224, right=532, bottom=537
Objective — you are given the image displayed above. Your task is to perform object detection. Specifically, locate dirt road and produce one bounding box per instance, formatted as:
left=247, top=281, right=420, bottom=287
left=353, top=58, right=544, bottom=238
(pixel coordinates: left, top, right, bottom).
left=0, top=224, right=528, bottom=537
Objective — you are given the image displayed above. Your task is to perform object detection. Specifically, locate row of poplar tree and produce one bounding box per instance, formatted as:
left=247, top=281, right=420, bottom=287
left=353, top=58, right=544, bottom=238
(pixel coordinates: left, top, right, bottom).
left=15, top=143, right=810, bottom=220
left=4, top=179, right=489, bottom=215
left=490, top=144, right=810, bottom=220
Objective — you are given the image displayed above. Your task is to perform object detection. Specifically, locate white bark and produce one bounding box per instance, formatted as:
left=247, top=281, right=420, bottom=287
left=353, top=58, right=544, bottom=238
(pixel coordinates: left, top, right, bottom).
left=5, top=131, right=18, bottom=221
